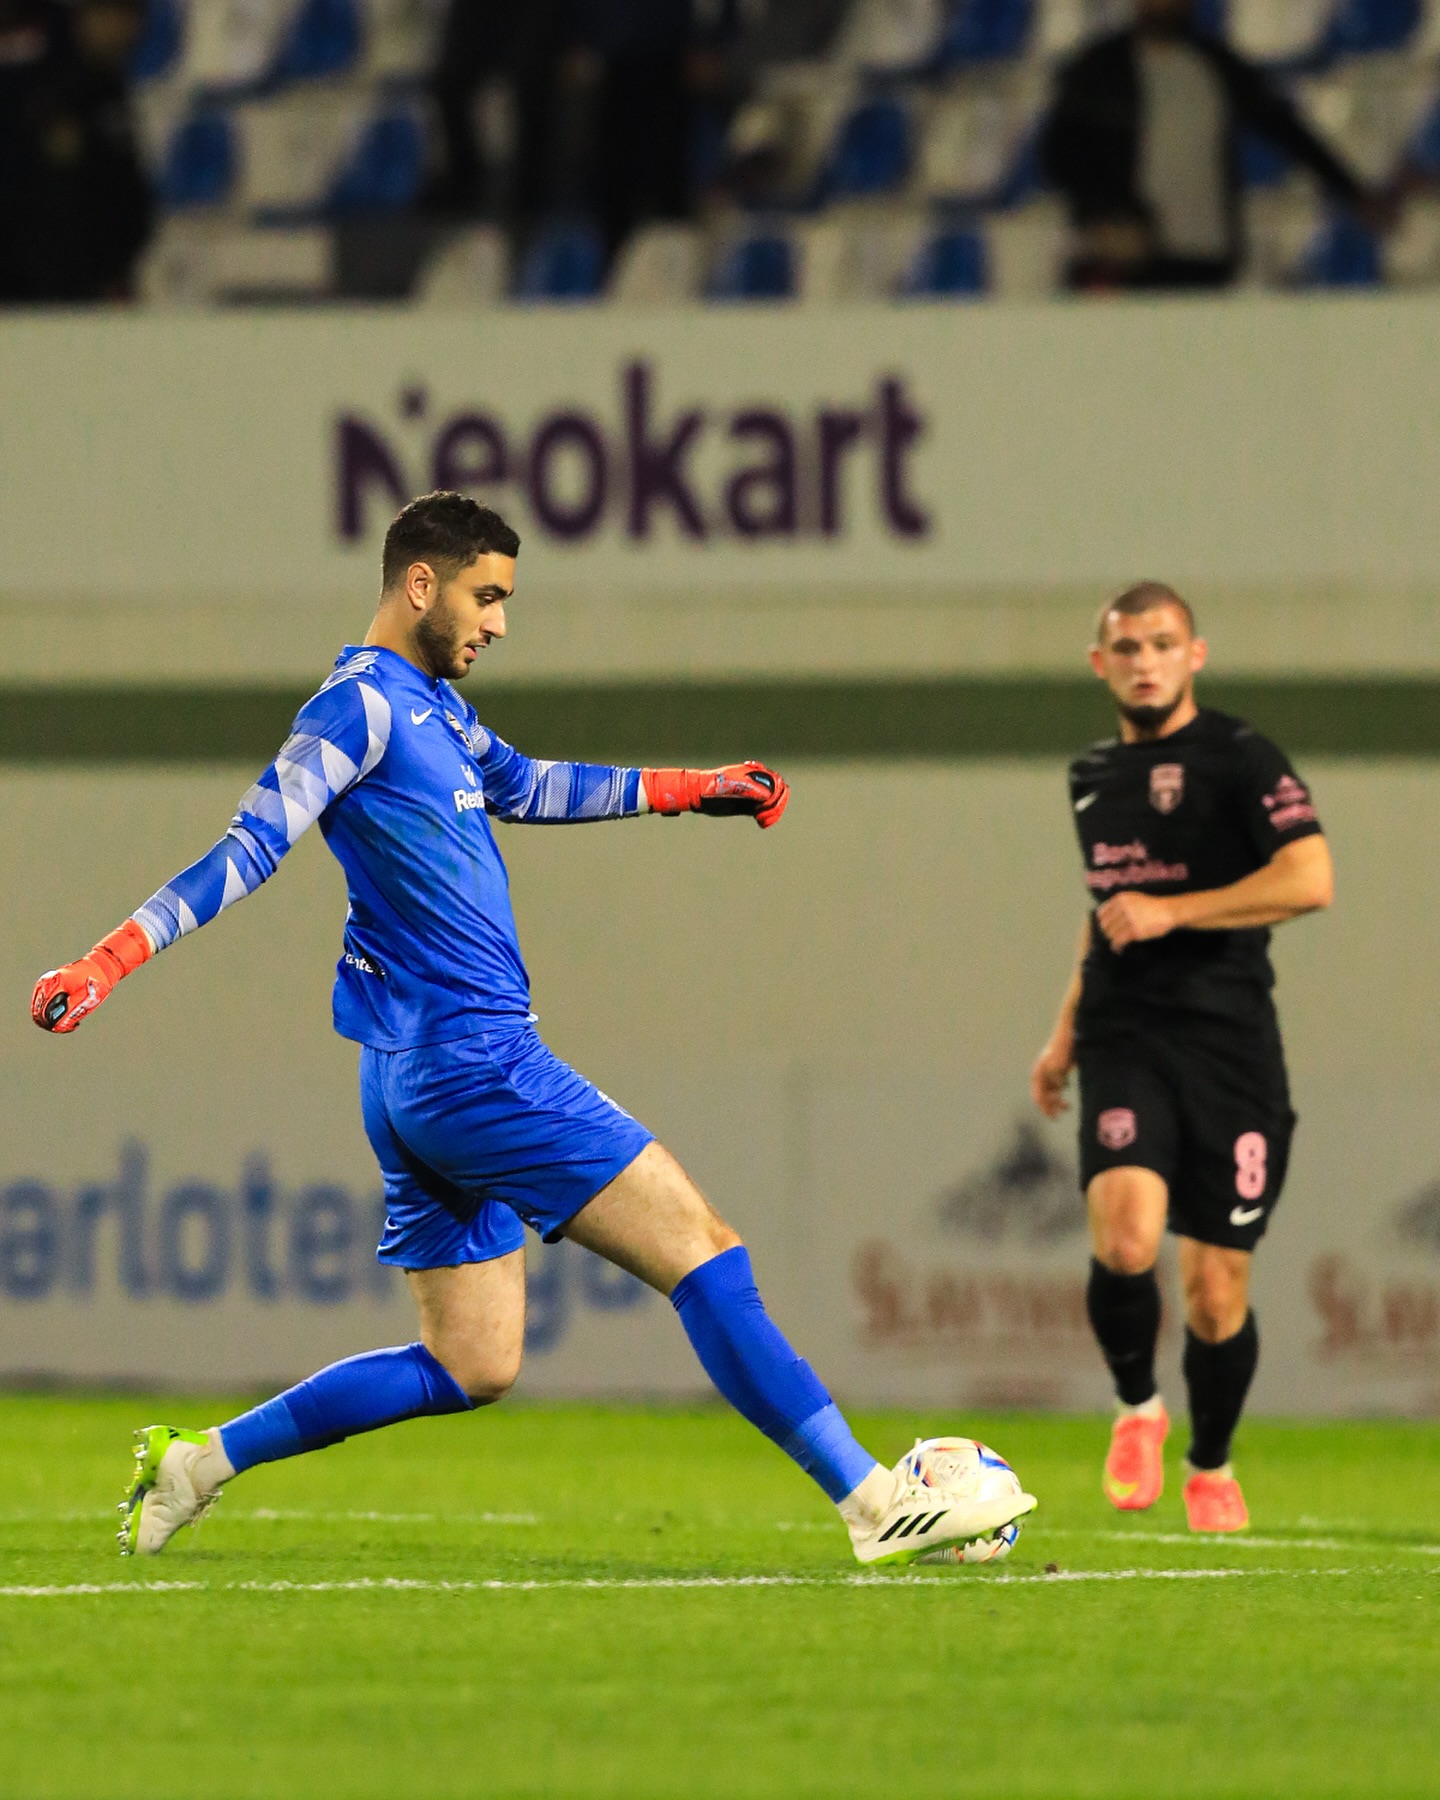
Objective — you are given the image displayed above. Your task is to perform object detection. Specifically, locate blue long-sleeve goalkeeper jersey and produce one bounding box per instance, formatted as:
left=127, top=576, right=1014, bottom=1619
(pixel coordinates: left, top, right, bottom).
left=131, top=645, right=644, bottom=1048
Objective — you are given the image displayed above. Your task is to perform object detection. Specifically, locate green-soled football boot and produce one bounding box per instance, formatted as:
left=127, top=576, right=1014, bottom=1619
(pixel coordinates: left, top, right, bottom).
left=118, top=1425, right=221, bottom=1557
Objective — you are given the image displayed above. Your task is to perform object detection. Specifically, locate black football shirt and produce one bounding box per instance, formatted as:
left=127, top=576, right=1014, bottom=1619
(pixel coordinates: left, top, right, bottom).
left=1068, top=708, right=1323, bottom=1028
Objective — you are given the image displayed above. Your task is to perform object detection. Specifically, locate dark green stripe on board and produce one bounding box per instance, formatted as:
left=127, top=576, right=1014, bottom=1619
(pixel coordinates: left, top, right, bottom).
left=0, top=679, right=1436, bottom=763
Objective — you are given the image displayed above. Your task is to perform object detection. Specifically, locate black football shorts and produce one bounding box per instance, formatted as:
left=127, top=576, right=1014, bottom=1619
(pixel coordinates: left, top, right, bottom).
left=1076, top=1015, right=1296, bottom=1252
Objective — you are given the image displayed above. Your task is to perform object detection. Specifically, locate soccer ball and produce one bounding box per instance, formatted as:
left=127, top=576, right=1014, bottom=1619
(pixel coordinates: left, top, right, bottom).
left=899, top=1436, right=1032, bottom=1566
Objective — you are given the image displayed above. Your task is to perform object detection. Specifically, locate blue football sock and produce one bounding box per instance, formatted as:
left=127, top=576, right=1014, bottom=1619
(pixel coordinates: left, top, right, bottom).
left=220, top=1342, right=472, bottom=1475
left=670, top=1245, right=879, bottom=1503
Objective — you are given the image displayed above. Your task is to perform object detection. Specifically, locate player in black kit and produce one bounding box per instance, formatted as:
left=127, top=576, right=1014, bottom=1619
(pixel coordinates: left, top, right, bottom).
left=1030, top=582, right=1332, bottom=1532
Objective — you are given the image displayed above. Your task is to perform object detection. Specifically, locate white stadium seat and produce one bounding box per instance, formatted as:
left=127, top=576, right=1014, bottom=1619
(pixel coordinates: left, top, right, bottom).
left=1383, top=196, right=1440, bottom=283
left=983, top=198, right=1068, bottom=298
left=916, top=67, right=1048, bottom=204
left=177, top=0, right=296, bottom=91
left=793, top=210, right=929, bottom=300
left=607, top=224, right=706, bottom=303
left=230, top=89, right=373, bottom=213
left=138, top=217, right=333, bottom=305
left=358, top=0, right=447, bottom=82
left=1227, top=0, right=1333, bottom=62
left=1033, top=0, right=1134, bottom=61
left=413, top=225, right=509, bottom=306
left=1294, top=56, right=1434, bottom=186
left=831, top=0, right=946, bottom=71
left=1241, top=178, right=1322, bottom=285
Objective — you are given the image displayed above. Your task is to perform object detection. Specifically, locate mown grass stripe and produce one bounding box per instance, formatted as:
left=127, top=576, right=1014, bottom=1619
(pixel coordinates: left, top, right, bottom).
left=1, top=679, right=1439, bottom=763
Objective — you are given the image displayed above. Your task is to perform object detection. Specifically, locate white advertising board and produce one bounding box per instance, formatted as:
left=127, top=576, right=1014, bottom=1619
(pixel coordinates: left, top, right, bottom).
left=2, top=761, right=1438, bottom=1415
left=3, top=299, right=1440, bottom=679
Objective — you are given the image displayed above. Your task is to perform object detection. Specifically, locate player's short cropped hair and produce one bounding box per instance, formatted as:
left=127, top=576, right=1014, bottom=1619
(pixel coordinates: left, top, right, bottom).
left=381, top=492, right=521, bottom=591
left=1094, top=581, right=1197, bottom=646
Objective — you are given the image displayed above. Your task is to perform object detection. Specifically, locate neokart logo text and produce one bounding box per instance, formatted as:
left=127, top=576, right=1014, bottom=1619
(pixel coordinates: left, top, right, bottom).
left=336, top=362, right=931, bottom=546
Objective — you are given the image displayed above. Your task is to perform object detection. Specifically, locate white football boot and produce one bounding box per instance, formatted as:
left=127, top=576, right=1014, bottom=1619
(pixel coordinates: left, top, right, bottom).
left=118, top=1425, right=229, bottom=1556
left=846, top=1437, right=1037, bottom=1568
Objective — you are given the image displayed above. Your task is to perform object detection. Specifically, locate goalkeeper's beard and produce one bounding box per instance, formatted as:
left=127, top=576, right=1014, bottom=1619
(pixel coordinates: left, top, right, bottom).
left=414, top=597, right=469, bottom=681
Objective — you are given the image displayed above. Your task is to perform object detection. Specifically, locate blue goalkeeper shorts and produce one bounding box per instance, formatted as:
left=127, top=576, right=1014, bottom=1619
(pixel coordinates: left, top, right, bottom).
left=359, top=1021, right=654, bottom=1269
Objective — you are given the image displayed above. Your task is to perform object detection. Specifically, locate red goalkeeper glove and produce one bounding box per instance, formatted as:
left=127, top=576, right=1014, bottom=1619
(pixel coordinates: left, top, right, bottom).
left=642, top=762, right=789, bottom=829
left=31, top=920, right=153, bottom=1034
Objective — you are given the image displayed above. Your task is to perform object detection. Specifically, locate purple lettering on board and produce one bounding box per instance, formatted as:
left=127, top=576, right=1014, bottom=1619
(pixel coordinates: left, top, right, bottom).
left=816, top=409, right=866, bottom=538
left=336, top=416, right=407, bottom=542
left=877, top=377, right=930, bottom=538
left=724, top=410, right=797, bottom=538
left=624, top=362, right=706, bottom=540
left=528, top=413, right=608, bottom=539
left=433, top=414, right=509, bottom=494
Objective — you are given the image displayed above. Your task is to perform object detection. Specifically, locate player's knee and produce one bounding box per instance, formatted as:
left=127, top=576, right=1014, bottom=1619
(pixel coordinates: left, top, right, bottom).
left=435, top=1342, right=522, bottom=1406
left=1183, top=1266, right=1247, bottom=1342
left=1095, top=1233, right=1156, bottom=1277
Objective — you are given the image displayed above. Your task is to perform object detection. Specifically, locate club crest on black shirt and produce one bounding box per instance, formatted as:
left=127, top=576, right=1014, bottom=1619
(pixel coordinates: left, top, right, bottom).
left=1068, top=709, right=1322, bottom=1029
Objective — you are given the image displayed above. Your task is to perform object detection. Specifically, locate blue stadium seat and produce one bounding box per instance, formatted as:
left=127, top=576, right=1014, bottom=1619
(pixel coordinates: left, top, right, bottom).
left=132, top=0, right=184, bottom=82
left=937, top=0, right=1033, bottom=64
left=514, top=223, right=606, bottom=301
left=158, top=112, right=237, bottom=209
left=820, top=99, right=912, bottom=201
left=1295, top=213, right=1382, bottom=285
left=1192, top=0, right=1227, bottom=34
left=1239, top=129, right=1292, bottom=186
left=901, top=227, right=988, bottom=295
left=274, top=0, right=361, bottom=83
left=329, top=110, right=427, bottom=213
left=1320, top=0, right=1420, bottom=56
left=1406, top=94, right=1440, bottom=176
left=709, top=232, right=796, bottom=300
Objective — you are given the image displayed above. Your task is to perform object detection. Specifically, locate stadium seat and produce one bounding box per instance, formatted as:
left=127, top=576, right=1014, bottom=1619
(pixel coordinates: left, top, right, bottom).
left=733, top=63, right=860, bottom=205
left=1293, top=211, right=1383, bottom=283
left=1241, top=180, right=1321, bottom=283
left=936, top=0, right=1035, bottom=64
left=176, top=0, right=294, bottom=92
left=916, top=67, right=1047, bottom=205
left=1032, top=0, right=1131, bottom=59
left=1319, top=0, right=1420, bottom=54
left=607, top=224, right=705, bottom=303
left=793, top=212, right=928, bottom=299
left=514, top=222, right=606, bottom=301
left=1296, top=58, right=1433, bottom=185
left=709, top=228, right=798, bottom=300
left=983, top=197, right=1066, bottom=296
left=329, top=104, right=427, bottom=211
left=1239, top=128, right=1293, bottom=185
left=831, top=0, right=947, bottom=71
left=414, top=225, right=509, bottom=306
left=133, top=0, right=184, bottom=83
left=1227, top=0, right=1333, bottom=63
left=273, top=0, right=362, bottom=82
left=138, top=218, right=333, bottom=305
left=231, top=91, right=373, bottom=215
left=1406, top=90, right=1440, bottom=175
left=1383, top=195, right=1440, bottom=282
left=817, top=98, right=914, bottom=201
left=157, top=109, right=238, bottom=209
left=900, top=226, right=989, bottom=294
left=358, top=0, right=447, bottom=82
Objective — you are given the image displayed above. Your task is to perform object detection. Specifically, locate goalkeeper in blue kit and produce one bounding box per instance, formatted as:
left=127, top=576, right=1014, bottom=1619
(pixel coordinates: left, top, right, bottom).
left=32, top=492, right=1034, bottom=1567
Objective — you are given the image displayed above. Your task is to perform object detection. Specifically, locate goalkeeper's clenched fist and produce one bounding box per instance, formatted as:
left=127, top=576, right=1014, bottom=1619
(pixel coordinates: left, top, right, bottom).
left=31, top=920, right=152, bottom=1034
left=642, top=762, right=789, bottom=828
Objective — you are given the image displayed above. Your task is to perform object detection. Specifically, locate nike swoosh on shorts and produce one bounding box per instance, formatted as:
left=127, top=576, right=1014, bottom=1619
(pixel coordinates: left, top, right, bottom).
left=1074, top=792, right=1098, bottom=812
left=1229, top=1204, right=1264, bottom=1226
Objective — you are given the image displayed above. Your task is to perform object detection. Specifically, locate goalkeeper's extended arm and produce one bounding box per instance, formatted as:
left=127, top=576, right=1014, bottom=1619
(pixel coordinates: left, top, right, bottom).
left=641, top=763, right=789, bottom=829
left=31, top=671, right=388, bottom=1035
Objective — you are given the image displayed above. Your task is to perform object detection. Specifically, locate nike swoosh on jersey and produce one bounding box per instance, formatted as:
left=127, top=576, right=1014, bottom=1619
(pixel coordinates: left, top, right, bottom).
left=1074, top=792, right=1099, bottom=812
left=410, top=707, right=433, bottom=725
left=1229, top=1204, right=1264, bottom=1227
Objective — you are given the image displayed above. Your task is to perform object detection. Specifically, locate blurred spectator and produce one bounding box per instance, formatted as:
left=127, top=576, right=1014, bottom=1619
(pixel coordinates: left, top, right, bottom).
left=1041, top=0, right=1387, bottom=290
left=0, top=0, right=152, bottom=303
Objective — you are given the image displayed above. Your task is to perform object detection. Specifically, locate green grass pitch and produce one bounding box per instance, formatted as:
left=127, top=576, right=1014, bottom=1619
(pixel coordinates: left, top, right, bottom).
left=1, top=1395, right=1437, bottom=1799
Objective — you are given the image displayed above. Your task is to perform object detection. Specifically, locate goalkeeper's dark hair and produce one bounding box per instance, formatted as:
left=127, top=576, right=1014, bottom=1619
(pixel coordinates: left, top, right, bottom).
left=1094, top=580, right=1196, bottom=646
left=381, top=492, right=521, bottom=591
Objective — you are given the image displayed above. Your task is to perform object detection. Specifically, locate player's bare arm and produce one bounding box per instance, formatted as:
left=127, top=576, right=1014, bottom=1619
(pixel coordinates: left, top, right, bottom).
left=1096, top=834, right=1334, bottom=950
left=1030, top=917, right=1091, bottom=1118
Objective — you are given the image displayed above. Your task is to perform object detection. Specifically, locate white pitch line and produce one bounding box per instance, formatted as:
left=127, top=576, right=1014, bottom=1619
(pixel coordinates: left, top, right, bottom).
left=0, top=1567, right=1389, bottom=1600
left=240, top=1510, right=539, bottom=1526
left=1041, top=1528, right=1440, bottom=1556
